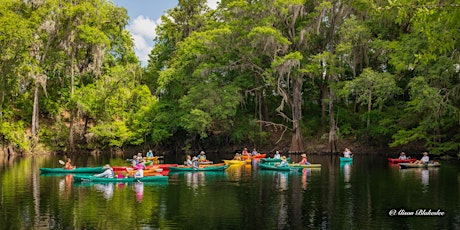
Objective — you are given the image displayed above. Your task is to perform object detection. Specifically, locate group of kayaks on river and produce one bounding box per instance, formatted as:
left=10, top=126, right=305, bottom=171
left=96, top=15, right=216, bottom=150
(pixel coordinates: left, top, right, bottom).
left=40, top=146, right=442, bottom=182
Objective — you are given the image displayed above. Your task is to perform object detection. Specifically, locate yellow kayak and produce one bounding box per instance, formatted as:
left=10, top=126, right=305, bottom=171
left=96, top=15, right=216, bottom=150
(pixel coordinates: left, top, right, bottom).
left=223, top=160, right=246, bottom=165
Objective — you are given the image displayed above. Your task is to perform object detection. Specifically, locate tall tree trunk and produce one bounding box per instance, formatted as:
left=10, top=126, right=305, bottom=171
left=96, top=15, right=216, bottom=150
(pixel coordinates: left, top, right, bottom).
left=328, top=89, right=337, bottom=153
left=69, top=53, right=75, bottom=152
left=31, top=82, right=39, bottom=138
left=289, top=77, right=305, bottom=153
left=320, top=83, right=328, bottom=132
left=261, top=90, right=269, bottom=132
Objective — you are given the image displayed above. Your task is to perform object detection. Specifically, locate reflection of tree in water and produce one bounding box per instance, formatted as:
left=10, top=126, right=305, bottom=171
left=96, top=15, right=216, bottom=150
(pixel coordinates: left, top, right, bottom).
left=275, top=172, right=288, bottom=229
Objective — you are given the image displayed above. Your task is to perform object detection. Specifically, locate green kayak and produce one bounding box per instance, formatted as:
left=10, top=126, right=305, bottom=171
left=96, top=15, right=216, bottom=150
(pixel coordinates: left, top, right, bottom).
left=259, top=163, right=301, bottom=171
left=40, top=167, right=105, bottom=174
left=168, top=165, right=229, bottom=172
left=73, top=175, right=169, bottom=182
left=260, top=158, right=290, bottom=163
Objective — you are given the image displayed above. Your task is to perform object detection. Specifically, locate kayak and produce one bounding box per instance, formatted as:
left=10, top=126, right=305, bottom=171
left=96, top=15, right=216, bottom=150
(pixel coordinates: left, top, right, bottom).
left=340, top=157, right=353, bottom=162
left=113, top=164, right=178, bottom=172
left=259, top=163, right=301, bottom=171
left=168, top=165, right=229, bottom=171
left=260, top=158, right=290, bottom=163
left=242, top=154, right=267, bottom=159
left=73, top=175, right=169, bottom=182
left=223, top=160, right=246, bottom=165
left=387, top=158, right=417, bottom=163
left=40, top=167, right=105, bottom=174
left=288, top=163, right=322, bottom=168
left=399, top=162, right=441, bottom=169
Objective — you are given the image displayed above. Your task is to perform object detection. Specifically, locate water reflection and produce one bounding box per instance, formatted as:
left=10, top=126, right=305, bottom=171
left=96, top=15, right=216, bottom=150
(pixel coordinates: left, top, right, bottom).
left=94, top=183, right=114, bottom=199
left=1, top=155, right=458, bottom=229
left=185, top=171, right=206, bottom=189
left=421, top=169, right=429, bottom=187
left=341, top=162, right=352, bottom=186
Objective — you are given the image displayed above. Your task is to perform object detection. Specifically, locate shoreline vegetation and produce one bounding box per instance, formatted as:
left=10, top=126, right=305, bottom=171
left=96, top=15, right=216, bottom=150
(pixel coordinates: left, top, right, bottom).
left=0, top=1, right=459, bottom=157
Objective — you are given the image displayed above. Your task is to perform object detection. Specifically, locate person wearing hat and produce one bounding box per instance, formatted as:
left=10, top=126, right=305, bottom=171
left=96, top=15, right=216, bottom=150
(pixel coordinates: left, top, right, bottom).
left=414, top=152, right=430, bottom=164
left=198, top=151, right=207, bottom=162
left=299, top=154, right=311, bottom=165
left=94, top=164, right=114, bottom=178
left=192, top=156, right=199, bottom=168
left=279, top=156, right=289, bottom=167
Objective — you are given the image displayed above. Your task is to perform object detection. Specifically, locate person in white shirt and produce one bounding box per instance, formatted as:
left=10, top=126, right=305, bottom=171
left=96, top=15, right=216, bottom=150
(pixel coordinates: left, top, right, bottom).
left=343, top=148, right=352, bottom=158
left=414, top=152, right=430, bottom=164
left=94, top=164, right=114, bottom=178
left=399, top=152, right=407, bottom=160
left=274, top=151, right=281, bottom=159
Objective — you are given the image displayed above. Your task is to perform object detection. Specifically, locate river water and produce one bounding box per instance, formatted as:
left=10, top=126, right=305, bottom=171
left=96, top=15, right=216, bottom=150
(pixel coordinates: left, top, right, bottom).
left=0, top=153, right=458, bottom=229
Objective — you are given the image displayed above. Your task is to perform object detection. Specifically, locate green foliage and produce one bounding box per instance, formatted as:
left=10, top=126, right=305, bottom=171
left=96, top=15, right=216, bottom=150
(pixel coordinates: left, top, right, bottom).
left=0, top=121, right=30, bottom=152
left=0, top=0, right=459, bottom=154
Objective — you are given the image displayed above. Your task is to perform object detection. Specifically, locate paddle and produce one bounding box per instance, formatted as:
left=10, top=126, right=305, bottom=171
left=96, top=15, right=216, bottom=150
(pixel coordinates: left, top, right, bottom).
left=59, top=160, right=65, bottom=165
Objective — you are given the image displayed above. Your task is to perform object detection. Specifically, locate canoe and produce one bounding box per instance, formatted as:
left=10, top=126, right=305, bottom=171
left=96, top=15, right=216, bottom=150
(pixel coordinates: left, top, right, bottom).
left=223, top=160, right=247, bottom=165
left=168, top=165, right=229, bottom=171
left=399, top=162, right=441, bottom=169
left=260, top=158, right=290, bottom=163
left=288, top=163, right=322, bottom=168
left=73, top=175, right=169, bottom=182
left=40, top=167, right=105, bottom=174
left=340, top=157, right=353, bottom=162
left=387, top=158, right=417, bottom=163
left=259, top=163, right=300, bottom=171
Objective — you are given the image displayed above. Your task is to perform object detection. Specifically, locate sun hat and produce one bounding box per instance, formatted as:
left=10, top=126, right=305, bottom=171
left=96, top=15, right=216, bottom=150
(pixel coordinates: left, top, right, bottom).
left=423, top=152, right=428, bottom=155
left=281, top=156, right=286, bottom=160
left=301, top=154, right=306, bottom=157
left=200, top=151, right=205, bottom=155
left=103, top=164, right=111, bottom=169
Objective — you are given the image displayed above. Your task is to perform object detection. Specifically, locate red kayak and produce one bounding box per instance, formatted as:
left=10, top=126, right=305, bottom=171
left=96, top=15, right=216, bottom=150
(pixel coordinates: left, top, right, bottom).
left=387, top=158, right=417, bottom=163
left=113, top=164, right=178, bottom=172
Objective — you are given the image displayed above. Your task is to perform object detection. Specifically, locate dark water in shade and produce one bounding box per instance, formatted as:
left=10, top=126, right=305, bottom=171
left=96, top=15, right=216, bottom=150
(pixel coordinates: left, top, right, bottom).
left=0, top=154, right=459, bottom=229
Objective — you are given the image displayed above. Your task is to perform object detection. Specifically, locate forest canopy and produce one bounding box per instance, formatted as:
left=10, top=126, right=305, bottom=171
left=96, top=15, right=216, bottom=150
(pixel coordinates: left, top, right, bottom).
left=1, top=0, right=459, bottom=155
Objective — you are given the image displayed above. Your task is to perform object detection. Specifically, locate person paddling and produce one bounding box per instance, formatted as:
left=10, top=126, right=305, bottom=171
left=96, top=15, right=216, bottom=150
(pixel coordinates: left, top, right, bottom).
left=299, top=154, right=311, bottom=165
left=343, top=148, right=352, bottom=158
left=64, top=158, right=76, bottom=170
left=94, top=164, right=114, bottom=178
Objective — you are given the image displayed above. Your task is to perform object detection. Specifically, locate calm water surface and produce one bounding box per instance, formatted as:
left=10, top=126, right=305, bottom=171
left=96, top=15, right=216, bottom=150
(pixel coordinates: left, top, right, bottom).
left=0, top=154, right=459, bottom=229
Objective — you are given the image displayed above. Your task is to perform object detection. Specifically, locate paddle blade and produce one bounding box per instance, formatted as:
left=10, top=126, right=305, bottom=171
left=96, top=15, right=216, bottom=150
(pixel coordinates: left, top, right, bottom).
left=59, top=160, right=65, bottom=165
